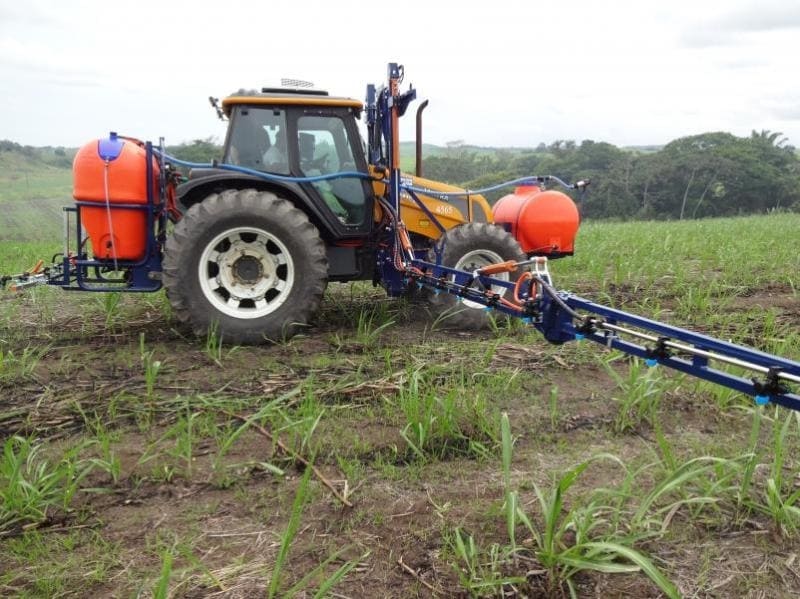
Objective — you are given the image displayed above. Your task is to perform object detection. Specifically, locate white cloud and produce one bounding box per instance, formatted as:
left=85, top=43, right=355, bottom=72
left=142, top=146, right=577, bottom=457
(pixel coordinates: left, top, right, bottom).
left=680, top=1, right=800, bottom=46
left=0, top=0, right=798, bottom=148
left=715, top=2, right=800, bottom=32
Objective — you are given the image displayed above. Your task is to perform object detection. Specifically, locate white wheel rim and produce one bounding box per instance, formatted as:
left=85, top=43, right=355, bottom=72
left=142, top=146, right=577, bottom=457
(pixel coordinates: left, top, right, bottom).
left=198, top=226, right=294, bottom=319
left=453, top=249, right=509, bottom=310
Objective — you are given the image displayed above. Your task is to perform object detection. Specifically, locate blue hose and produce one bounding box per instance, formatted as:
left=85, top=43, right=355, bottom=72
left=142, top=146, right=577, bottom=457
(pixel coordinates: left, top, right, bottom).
left=154, top=150, right=581, bottom=198
left=152, top=150, right=377, bottom=184
left=403, top=175, right=580, bottom=198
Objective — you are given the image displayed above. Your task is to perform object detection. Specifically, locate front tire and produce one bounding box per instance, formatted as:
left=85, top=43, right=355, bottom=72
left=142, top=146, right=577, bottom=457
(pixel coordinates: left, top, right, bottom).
left=163, top=189, right=328, bottom=344
left=426, top=223, right=525, bottom=329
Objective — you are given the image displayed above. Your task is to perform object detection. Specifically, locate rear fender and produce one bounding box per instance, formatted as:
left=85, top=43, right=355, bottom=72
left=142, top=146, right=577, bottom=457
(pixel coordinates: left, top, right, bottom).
left=177, top=171, right=345, bottom=241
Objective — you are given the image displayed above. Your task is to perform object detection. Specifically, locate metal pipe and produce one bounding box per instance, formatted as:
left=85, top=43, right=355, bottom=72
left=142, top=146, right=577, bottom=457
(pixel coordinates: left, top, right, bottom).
left=62, top=207, right=69, bottom=259
left=389, top=65, right=400, bottom=172
left=415, top=99, right=429, bottom=176
left=596, top=321, right=800, bottom=384
left=566, top=294, right=800, bottom=375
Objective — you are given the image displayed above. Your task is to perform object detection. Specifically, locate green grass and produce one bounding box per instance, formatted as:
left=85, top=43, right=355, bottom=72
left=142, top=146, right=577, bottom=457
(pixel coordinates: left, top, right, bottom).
left=0, top=240, right=62, bottom=273
left=0, top=436, right=103, bottom=533
left=603, top=356, right=665, bottom=433
left=0, top=151, right=71, bottom=242
left=395, top=366, right=498, bottom=462
left=559, top=214, right=800, bottom=307
left=1, top=528, right=120, bottom=596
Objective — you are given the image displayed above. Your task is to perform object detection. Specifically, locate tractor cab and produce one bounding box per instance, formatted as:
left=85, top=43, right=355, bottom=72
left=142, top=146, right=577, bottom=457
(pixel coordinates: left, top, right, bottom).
left=219, top=89, right=373, bottom=229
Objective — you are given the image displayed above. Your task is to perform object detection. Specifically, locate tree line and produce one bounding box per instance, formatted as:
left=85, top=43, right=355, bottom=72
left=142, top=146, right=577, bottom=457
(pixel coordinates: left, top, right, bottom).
left=170, top=131, right=800, bottom=219
left=423, top=131, right=800, bottom=219
left=5, top=131, right=798, bottom=220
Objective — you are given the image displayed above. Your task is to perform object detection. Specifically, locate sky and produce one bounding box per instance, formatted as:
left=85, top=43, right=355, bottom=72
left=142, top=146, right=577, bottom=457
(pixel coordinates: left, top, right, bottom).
left=1, top=0, right=799, bottom=149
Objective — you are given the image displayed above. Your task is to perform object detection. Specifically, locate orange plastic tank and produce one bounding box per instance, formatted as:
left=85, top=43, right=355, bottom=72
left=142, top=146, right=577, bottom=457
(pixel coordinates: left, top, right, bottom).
left=73, top=134, right=160, bottom=261
left=492, top=185, right=579, bottom=257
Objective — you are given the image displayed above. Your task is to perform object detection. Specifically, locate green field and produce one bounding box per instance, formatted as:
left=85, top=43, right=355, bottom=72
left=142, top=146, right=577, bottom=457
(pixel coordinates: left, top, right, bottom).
left=0, top=151, right=72, bottom=243
left=1, top=214, right=799, bottom=597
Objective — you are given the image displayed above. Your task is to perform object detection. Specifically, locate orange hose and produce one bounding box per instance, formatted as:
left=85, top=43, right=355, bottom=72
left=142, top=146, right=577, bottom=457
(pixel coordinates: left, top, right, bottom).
left=478, top=260, right=518, bottom=275
left=166, top=182, right=182, bottom=222
left=398, top=225, right=413, bottom=252
left=500, top=296, right=520, bottom=309
left=513, top=271, right=538, bottom=304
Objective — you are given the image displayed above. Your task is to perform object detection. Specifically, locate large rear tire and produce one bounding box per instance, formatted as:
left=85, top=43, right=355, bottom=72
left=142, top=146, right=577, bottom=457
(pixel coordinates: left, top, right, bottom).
left=163, top=188, right=328, bottom=344
left=426, top=223, right=525, bottom=329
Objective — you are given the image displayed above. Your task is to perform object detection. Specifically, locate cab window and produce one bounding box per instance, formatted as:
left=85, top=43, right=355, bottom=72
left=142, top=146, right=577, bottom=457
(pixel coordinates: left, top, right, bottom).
left=224, top=107, right=289, bottom=174
left=296, top=115, right=366, bottom=225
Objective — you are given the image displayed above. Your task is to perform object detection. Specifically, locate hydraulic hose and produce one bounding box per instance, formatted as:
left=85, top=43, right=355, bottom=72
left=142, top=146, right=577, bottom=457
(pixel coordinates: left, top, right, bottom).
left=152, top=151, right=588, bottom=199
left=152, top=151, right=378, bottom=185
left=533, top=274, right=586, bottom=321
left=402, top=175, right=589, bottom=199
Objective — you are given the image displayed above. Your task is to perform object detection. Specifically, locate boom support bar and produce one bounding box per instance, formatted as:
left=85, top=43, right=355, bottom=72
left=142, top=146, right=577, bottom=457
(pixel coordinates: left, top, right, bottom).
left=561, top=295, right=800, bottom=411
left=404, top=257, right=800, bottom=411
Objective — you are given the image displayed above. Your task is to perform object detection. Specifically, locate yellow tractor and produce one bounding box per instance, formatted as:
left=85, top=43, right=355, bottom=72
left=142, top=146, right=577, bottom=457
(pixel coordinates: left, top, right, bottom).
left=166, top=67, right=580, bottom=341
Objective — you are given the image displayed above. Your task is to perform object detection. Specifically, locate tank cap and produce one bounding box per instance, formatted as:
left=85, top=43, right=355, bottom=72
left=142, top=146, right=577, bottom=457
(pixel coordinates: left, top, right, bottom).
left=98, top=132, right=124, bottom=161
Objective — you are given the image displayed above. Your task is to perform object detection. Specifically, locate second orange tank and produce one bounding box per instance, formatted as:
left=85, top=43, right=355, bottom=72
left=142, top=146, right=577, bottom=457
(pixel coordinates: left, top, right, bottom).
left=492, top=185, right=580, bottom=257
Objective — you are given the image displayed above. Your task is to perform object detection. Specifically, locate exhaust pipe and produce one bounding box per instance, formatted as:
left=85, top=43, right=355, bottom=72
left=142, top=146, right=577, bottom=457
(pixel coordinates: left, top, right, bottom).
left=415, top=99, right=429, bottom=177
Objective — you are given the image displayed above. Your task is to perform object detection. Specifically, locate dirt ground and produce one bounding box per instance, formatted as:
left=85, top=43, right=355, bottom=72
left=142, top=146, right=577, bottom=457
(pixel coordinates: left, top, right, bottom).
left=1, top=283, right=799, bottom=598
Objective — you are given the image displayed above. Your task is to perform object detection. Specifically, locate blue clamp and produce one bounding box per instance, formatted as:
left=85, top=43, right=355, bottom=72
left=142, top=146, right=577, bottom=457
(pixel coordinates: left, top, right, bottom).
left=645, top=337, right=670, bottom=365
left=752, top=369, right=785, bottom=406
left=574, top=318, right=596, bottom=339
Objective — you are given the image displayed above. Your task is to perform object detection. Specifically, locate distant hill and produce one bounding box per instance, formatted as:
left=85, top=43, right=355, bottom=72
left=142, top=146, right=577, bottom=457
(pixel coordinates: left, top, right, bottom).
left=0, top=139, right=226, bottom=244
left=0, top=141, right=74, bottom=241
left=399, top=141, right=513, bottom=155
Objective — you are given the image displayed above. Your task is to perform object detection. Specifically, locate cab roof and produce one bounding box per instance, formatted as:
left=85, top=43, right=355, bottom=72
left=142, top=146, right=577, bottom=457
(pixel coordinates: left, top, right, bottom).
left=222, top=89, right=363, bottom=116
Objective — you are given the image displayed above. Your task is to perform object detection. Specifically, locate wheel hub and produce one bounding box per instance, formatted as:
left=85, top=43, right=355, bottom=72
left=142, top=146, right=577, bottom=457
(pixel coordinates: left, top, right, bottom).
left=233, top=254, right=263, bottom=283
left=198, top=228, right=293, bottom=319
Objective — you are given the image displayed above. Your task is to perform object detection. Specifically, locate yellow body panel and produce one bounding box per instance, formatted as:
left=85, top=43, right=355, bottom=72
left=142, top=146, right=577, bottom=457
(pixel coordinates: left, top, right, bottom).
left=369, top=168, right=495, bottom=240
left=400, top=175, right=494, bottom=239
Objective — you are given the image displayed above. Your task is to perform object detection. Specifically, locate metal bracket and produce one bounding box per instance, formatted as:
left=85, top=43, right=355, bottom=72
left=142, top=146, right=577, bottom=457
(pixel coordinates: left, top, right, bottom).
left=645, top=336, right=672, bottom=362
left=753, top=367, right=788, bottom=398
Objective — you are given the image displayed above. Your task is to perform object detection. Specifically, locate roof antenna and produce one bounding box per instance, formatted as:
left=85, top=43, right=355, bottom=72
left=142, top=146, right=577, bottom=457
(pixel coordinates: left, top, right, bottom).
left=209, top=97, right=225, bottom=120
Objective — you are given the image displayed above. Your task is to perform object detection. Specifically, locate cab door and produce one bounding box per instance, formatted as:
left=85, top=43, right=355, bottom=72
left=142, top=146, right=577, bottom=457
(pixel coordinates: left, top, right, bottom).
left=288, top=108, right=374, bottom=235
